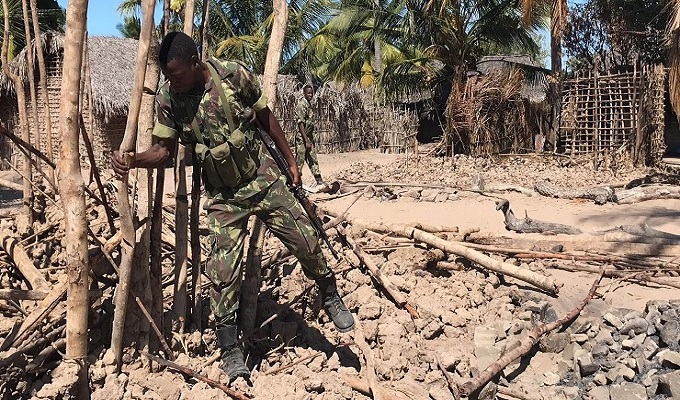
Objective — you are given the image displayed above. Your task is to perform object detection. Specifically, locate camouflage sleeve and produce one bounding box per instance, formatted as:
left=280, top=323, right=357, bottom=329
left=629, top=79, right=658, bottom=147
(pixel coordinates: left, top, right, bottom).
left=295, top=98, right=306, bottom=126
left=152, top=85, right=179, bottom=139
left=233, top=64, right=268, bottom=111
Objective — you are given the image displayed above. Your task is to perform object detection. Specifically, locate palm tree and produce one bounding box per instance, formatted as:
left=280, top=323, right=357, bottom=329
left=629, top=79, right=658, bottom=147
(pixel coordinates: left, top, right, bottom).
left=300, top=0, right=544, bottom=99
left=0, top=0, right=63, bottom=59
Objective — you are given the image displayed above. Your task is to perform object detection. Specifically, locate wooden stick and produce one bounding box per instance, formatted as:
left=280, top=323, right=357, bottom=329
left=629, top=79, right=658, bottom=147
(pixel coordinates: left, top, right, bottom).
left=352, top=319, right=385, bottom=400
left=134, top=297, right=174, bottom=360
left=111, top=0, right=156, bottom=371
left=549, top=263, right=680, bottom=290
left=0, top=276, right=67, bottom=351
left=0, top=178, right=22, bottom=191
left=142, top=352, right=251, bottom=400
left=264, top=350, right=324, bottom=375
left=464, top=234, right=680, bottom=257
left=459, top=273, right=603, bottom=397
left=343, top=217, right=560, bottom=294
left=0, top=231, right=50, bottom=291
left=0, top=289, right=48, bottom=301
left=436, top=354, right=460, bottom=400
left=342, top=376, right=401, bottom=400
left=337, top=226, right=419, bottom=319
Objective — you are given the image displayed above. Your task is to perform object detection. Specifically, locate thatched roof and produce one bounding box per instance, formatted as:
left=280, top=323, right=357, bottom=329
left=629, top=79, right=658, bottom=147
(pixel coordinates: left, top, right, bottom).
left=1, top=33, right=138, bottom=119
left=476, top=55, right=550, bottom=103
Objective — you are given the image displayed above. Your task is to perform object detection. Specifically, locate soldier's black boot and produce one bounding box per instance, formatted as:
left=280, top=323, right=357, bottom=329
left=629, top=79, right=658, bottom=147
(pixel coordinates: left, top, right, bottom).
left=216, top=326, right=250, bottom=382
left=317, top=276, right=355, bottom=332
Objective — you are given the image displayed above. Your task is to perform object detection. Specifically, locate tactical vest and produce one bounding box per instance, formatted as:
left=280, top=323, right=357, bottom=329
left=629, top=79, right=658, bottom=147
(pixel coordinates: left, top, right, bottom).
left=175, top=60, right=261, bottom=190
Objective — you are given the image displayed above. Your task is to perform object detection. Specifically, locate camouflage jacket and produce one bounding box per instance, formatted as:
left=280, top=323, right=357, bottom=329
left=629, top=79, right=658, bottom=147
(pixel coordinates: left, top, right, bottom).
left=295, top=96, right=315, bottom=136
left=152, top=57, right=281, bottom=201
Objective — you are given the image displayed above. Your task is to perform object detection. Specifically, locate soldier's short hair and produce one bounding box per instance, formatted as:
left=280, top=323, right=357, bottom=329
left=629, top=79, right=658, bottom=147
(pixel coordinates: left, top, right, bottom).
left=158, top=32, right=198, bottom=66
left=303, top=84, right=314, bottom=92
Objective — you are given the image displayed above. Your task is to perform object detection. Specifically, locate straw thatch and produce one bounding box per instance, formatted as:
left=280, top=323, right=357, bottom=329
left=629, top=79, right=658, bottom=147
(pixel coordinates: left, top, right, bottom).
left=444, top=65, right=549, bottom=156
left=1, top=33, right=138, bottom=122
left=476, top=55, right=550, bottom=103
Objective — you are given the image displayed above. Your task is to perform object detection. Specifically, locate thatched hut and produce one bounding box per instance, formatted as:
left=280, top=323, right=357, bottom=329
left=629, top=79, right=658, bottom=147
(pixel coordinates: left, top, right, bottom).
left=0, top=33, right=137, bottom=170
left=444, top=55, right=551, bottom=156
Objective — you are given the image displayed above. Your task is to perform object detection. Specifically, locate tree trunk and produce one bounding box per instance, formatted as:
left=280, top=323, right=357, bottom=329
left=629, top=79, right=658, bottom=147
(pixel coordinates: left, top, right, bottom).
left=57, top=0, right=90, bottom=395
left=183, top=0, right=195, bottom=33
left=262, top=0, right=288, bottom=109
left=2, top=0, right=33, bottom=225
left=163, top=0, right=170, bottom=34
left=30, top=0, right=55, bottom=183
left=373, top=0, right=382, bottom=76
left=110, top=0, right=155, bottom=372
left=199, top=0, right=210, bottom=60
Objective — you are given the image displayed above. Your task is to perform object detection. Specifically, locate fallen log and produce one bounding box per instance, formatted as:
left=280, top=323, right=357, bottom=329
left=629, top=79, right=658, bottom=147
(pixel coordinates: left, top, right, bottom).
left=142, top=352, right=250, bottom=400
left=0, top=289, right=49, bottom=301
left=337, top=226, right=419, bottom=318
left=0, top=178, right=22, bottom=191
left=614, top=185, right=680, bottom=204
left=0, top=276, right=67, bottom=351
left=459, top=273, right=603, bottom=397
left=336, top=217, right=560, bottom=294
left=465, top=234, right=680, bottom=257
left=549, top=263, right=680, bottom=290
left=534, top=181, right=614, bottom=205
left=496, top=199, right=582, bottom=235
left=0, top=231, right=50, bottom=291
left=343, top=376, right=422, bottom=400
left=598, top=224, right=680, bottom=241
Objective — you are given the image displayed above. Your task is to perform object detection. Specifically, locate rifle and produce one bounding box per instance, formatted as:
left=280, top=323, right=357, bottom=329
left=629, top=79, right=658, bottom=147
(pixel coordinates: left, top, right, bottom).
left=258, top=130, right=341, bottom=260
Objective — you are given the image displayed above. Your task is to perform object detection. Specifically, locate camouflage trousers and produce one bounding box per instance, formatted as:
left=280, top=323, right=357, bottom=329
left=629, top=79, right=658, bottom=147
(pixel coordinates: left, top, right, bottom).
left=295, top=131, right=322, bottom=179
left=204, top=177, right=332, bottom=328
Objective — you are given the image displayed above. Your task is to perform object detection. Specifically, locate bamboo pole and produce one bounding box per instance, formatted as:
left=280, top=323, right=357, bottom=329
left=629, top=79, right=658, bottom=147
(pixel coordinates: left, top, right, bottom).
left=110, top=0, right=155, bottom=372
left=57, top=1, right=90, bottom=394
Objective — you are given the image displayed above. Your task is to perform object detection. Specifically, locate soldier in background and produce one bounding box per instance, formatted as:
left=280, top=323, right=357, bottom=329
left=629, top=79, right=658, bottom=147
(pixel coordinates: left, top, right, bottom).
left=295, top=84, right=327, bottom=191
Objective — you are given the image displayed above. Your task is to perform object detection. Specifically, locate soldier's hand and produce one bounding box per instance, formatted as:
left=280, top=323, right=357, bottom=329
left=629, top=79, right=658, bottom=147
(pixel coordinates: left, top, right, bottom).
left=305, top=141, right=312, bottom=151
left=289, top=165, right=301, bottom=187
left=111, top=150, right=135, bottom=178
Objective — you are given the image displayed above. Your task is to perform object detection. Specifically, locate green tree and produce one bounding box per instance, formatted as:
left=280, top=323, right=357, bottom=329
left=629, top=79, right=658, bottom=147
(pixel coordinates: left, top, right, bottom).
left=0, top=0, right=64, bottom=59
left=299, top=0, right=545, bottom=99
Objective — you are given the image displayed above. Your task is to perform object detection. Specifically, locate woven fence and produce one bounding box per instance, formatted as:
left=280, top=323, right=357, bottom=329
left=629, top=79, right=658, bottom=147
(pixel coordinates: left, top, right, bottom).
left=559, top=65, right=666, bottom=166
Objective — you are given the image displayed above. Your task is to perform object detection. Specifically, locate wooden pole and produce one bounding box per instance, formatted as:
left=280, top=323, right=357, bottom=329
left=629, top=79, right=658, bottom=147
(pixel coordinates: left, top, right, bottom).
left=57, top=0, right=90, bottom=394
left=0, top=231, right=50, bottom=290
left=21, top=0, right=41, bottom=179
left=1, top=0, right=33, bottom=224
left=30, top=0, right=56, bottom=183
left=110, top=0, right=155, bottom=372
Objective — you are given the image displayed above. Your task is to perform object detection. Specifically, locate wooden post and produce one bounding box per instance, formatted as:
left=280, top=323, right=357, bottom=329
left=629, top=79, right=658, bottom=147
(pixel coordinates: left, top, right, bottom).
left=56, top=0, right=90, bottom=394
left=110, top=0, right=155, bottom=372
left=1, top=0, right=33, bottom=224
left=21, top=0, right=41, bottom=180
left=30, top=0, right=56, bottom=183
left=171, top=0, right=196, bottom=334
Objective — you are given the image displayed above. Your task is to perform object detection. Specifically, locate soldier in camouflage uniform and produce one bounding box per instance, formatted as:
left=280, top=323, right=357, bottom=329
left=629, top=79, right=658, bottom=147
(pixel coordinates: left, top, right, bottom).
left=295, top=84, right=326, bottom=189
left=112, top=32, right=354, bottom=383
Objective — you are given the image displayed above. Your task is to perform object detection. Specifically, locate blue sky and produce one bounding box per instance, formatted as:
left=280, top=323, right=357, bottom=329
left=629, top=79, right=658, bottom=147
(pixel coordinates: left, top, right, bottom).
left=56, top=1, right=163, bottom=37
